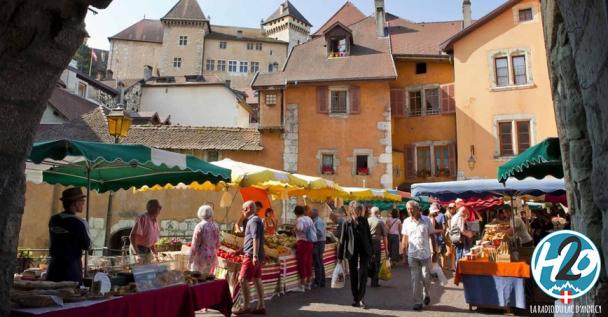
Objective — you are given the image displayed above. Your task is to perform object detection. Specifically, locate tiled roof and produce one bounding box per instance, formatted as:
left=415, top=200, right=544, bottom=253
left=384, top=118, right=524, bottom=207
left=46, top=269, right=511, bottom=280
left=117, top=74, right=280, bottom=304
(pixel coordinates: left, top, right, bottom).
left=313, top=1, right=366, bottom=36
left=388, top=14, right=463, bottom=57
left=67, top=66, right=119, bottom=95
left=441, top=0, right=521, bottom=52
left=109, top=19, right=164, bottom=43
left=100, top=78, right=143, bottom=90
left=253, top=16, right=396, bottom=87
left=161, top=0, right=207, bottom=22
left=47, top=88, right=99, bottom=121
left=265, top=1, right=311, bottom=27
left=36, top=108, right=263, bottom=151
left=206, top=25, right=288, bottom=44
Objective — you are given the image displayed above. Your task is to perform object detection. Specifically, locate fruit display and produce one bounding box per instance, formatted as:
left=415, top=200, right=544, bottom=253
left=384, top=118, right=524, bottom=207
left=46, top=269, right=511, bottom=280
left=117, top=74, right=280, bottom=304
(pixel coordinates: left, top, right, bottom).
left=265, top=234, right=296, bottom=249
left=482, top=224, right=511, bottom=242
left=217, top=249, right=244, bottom=263
left=155, top=238, right=183, bottom=252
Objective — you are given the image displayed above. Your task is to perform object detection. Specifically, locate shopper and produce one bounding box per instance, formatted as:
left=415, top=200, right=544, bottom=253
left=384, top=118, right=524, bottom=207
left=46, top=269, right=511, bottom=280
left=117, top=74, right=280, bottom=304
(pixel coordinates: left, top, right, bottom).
left=530, top=209, right=553, bottom=245
left=233, top=201, right=266, bottom=315
left=502, top=205, right=534, bottom=247
left=385, top=209, right=402, bottom=264
left=368, top=206, right=388, bottom=287
left=263, top=208, right=277, bottom=236
left=189, top=205, right=220, bottom=275
left=429, top=203, right=447, bottom=270
left=311, top=208, right=327, bottom=288
left=401, top=200, right=435, bottom=311
left=294, top=205, right=316, bottom=292
left=47, top=187, right=91, bottom=282
left=130, top=199, right=162, bottom=264
left=449, top=206, right=475, bottom=270
left=338, top=201, right=373, bottom=308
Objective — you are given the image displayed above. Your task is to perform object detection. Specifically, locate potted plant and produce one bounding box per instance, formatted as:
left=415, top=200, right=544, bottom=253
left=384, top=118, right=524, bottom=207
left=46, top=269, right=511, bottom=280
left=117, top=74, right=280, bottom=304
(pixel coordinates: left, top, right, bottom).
left=357, top=167, right=369, bottom=175
left=16, top=249, right=34, bottom=273
left=321, top=166, right=334, bottom=175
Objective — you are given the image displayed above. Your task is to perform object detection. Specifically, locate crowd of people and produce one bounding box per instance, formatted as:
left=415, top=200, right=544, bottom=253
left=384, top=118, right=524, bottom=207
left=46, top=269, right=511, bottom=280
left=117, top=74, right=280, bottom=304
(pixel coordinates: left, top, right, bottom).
left=45, top=187, right=570, bottom=314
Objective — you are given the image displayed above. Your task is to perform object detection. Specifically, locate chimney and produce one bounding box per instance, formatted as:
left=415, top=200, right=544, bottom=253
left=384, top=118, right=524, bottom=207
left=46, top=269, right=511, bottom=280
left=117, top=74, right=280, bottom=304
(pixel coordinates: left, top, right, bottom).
left=463, top=0, right=472, bottom=28
left=374, top=0, right=386, bottom=37
left=143, top=65, right=153, bottom=81
left=280, top=2, right=287, bottom=14
left=236, top=30, right=243, bottom=39
left=260, top=19, right=265, bottom=33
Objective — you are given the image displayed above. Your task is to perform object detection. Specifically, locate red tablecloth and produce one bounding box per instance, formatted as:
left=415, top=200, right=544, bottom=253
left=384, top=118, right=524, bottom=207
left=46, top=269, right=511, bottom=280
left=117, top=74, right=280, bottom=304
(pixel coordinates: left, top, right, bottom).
left=190, top=280, right=232, bottom=317
left=12, top=281, right=232, bottom=317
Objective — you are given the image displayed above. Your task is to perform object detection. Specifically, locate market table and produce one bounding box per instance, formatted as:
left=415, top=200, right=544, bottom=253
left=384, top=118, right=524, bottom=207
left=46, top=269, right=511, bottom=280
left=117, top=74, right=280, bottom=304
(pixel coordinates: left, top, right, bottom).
left=454, top=258, right=530, bottom=311
left=12, top=281, right=233, bottom=317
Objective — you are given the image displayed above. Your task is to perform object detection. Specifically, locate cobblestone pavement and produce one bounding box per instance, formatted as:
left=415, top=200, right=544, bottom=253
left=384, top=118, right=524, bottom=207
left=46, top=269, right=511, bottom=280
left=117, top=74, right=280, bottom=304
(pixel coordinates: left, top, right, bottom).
left=199, top=263, right=521, bottom=317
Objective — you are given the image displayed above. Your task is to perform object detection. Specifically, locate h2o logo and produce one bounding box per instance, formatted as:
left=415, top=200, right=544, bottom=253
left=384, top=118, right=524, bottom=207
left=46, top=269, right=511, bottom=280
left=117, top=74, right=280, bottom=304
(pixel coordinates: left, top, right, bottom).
left=532, top=230, right=601, bottom=303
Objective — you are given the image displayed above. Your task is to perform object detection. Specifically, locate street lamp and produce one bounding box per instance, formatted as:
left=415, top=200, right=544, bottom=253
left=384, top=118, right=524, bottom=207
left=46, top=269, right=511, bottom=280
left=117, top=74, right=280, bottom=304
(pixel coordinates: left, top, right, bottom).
left=106, top=107, right=132, bottom=143
left=103, top=107, right=132, bottom=254
left=467, top=145, right=477, bottom=170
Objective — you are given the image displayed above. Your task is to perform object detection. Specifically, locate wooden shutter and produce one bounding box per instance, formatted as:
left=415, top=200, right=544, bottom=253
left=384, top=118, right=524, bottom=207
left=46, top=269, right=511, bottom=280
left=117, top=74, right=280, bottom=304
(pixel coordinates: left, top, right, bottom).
left=448, top=143, right=457, bottom=177
left=390, top=88, right=405, bottom=117
left=440, top=83, right=455, bottom=114
left=349, top=85, right=360, bottom=114
left=316, top=86, right=328, bottom=113
left=405, top=145, right=416, bottom=179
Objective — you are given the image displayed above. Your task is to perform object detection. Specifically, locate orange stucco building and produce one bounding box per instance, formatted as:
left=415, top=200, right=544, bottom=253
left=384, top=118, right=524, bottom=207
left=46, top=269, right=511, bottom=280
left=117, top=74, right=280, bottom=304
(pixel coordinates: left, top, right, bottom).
left=442, top=0, right=557, bottom=179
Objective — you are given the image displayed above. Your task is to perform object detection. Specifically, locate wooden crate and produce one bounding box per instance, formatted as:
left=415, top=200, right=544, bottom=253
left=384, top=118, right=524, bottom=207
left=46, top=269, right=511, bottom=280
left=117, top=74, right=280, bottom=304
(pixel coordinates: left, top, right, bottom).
left=217, top=257, right=242, bottom=272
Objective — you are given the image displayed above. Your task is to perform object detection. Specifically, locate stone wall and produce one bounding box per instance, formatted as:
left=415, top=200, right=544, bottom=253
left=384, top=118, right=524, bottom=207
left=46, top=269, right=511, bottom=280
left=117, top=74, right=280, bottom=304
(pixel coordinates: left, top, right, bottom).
left=542, top=0, right=608, bottom=311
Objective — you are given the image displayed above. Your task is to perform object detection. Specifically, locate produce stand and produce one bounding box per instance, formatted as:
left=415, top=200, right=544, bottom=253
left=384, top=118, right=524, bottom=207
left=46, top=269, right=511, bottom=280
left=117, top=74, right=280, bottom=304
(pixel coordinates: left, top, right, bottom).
left=11, top=280, right=232, bottom=317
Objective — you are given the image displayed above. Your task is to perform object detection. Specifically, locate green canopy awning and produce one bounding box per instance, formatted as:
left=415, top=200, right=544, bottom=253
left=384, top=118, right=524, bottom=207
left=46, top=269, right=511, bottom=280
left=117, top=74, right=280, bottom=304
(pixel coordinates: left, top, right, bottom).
left=28, top=139, right=231, bottom=193
left=497, top=137, right=563, bottom=183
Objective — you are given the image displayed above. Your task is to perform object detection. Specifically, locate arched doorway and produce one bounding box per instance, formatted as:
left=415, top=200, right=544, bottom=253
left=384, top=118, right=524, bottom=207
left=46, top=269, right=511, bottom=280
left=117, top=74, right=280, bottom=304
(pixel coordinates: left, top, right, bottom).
left=109, top=228, right=132, bottom=256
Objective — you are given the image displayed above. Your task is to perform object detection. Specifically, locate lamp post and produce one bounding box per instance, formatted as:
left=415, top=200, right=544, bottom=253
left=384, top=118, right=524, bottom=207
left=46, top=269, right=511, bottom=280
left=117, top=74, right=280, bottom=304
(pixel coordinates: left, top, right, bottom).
left=103, top=107, right=132, bottom=254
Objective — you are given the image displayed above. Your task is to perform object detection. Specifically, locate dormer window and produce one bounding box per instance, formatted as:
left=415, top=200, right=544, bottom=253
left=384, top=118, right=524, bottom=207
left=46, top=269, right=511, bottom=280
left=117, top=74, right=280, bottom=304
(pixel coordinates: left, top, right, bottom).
left=324, top=22, right=353, bottom=59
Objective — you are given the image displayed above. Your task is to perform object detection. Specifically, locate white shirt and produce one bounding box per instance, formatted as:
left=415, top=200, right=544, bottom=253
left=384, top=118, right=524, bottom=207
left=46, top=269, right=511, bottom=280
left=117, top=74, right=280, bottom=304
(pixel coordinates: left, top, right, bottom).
left=514, top=217, right=533, bottom=244
left=402, top=216, right=434, bottom=260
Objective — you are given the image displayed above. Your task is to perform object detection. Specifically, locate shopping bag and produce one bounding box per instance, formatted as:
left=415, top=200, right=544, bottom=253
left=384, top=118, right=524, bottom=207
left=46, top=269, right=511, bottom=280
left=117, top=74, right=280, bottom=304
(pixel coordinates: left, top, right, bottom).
left=331, top=263, right=345, bottom=288
left=431, top=262, right=448, bottom=286
left=378, top=259, right=392, bottom=281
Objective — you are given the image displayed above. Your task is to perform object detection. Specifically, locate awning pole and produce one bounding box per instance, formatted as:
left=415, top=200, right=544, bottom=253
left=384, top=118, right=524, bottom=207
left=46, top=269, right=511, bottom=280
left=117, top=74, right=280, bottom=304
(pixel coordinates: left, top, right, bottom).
left=83, top=163, right=91, bottom=279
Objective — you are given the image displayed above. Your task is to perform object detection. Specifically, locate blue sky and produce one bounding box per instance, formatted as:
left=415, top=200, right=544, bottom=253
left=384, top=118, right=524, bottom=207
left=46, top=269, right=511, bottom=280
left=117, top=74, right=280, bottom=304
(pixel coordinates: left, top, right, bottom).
left=85, top=0, right=507, bottom=50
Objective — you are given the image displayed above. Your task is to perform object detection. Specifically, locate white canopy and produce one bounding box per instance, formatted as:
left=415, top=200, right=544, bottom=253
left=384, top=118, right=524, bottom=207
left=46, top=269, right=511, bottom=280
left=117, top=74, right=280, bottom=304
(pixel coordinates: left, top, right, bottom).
left=411, top=177, right=565, bottom=199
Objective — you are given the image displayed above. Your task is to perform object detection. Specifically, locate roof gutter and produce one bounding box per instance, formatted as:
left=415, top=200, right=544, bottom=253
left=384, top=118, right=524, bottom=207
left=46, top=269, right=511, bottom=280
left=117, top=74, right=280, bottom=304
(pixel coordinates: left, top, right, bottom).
left=392, top=54, right=451, bottom=61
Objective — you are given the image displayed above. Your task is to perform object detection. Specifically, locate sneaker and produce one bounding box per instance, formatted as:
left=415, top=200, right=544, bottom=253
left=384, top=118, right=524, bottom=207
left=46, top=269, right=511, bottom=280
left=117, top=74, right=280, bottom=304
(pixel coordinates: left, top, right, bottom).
left=351, top=301, right=360, bottom=307
left=424, top=296, right=431, bottom=306
left=252, top=308, right=266, bottom=315
left=359, top=301, right=367, bottom=309
left=413, top=304, right=423, bottom=311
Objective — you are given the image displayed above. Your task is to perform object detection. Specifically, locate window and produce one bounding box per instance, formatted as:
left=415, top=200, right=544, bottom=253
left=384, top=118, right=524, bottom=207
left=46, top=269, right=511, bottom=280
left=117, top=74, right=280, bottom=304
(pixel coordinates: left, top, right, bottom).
left=219, top=41, right=227, bottom=49
left=434, top=145, right=450, bottom=177
left=416, top=146, right=432, bottom=177
left=416, top=63, right=427, bottom=74
left=205, top=59, right=215, bottom=71
left=268, top=64, right=274, bottom=72
left=239, top=61, right=248, bottom=73
left=516, top=121, right=531, bottom=153
left=321, top=154, right=335, bottom=175
left=228, top=60, right=237, bottom=72
left=255, top=43, right=263, bottom=51
left=356, top=155, right=369, bottom=175
left=329, top=38, right=348, bottom=57
left=330, top=90, right=348, bottom=114
left=425, top=88, right=440, bottom=115
left=409, top=90, right=422, bottom=117
left=217, top=60, right=226, bottom=72
left=206, top=150, right=219, bottom=162
left=247, top=43, right=254, bottom=50
left=512, top=55, right=527, bottom=85
left=78, top=82, right=87, bottom=97
left=179, top=35, right=188, bottom=46
left=519, top=8, right=533, bottom=22
left=250, top=61, right=259, bottom=73
left=494, top=57, right=509, bottom=87
left=265, top=93, right=277, bottom=105
left=268, top=62, right=279, bottom=72
left=173, top=57, right=182, bottom=68
left=499, top=122, right=514, bottom=156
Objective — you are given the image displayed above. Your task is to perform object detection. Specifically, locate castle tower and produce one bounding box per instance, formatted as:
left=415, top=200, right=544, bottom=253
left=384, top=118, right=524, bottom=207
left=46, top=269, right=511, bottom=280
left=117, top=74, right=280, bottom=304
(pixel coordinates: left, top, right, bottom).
left=159, top=0, right=209, bottom=76
left=262, top=1, right=311, bottom=53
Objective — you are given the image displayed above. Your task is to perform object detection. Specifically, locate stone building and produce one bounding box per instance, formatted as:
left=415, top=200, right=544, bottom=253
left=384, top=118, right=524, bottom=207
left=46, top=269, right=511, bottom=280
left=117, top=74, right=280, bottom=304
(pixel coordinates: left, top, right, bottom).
left=107, top=0, right=310, bottom=90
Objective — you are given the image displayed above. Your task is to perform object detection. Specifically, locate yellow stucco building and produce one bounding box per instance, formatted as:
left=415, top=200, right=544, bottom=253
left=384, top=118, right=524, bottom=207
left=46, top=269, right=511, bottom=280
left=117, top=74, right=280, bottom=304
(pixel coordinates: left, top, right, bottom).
left=442, top=0, right=557, bottom=179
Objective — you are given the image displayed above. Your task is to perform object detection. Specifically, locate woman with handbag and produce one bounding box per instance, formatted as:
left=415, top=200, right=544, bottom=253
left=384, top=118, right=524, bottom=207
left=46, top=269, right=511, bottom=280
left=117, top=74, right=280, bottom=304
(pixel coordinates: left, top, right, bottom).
left=338, top=201, right=373, bottom=308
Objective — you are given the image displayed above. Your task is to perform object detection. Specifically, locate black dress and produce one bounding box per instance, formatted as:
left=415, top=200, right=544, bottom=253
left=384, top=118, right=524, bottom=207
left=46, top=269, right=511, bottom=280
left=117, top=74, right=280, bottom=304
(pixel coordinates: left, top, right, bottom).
left=46, top=211, right=91, bottom=282
left=338, top=216, right=373, bottom=304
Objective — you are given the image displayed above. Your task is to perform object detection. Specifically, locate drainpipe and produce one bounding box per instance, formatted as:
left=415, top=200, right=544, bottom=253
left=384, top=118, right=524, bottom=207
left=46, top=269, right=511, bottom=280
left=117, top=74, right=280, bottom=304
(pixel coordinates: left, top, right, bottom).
left=280, top=88, right=285, bottom=127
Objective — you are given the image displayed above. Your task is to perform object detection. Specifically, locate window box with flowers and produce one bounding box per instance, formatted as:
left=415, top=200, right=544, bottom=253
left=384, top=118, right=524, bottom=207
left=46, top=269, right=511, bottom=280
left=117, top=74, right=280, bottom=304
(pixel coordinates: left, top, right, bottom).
left=322, top=166, right=335, bottom=175
left=417, top=170, right=432, bottom=178
left=357, top=167, right=369, bottom=176
left=435, top=168, right=451, bottom=177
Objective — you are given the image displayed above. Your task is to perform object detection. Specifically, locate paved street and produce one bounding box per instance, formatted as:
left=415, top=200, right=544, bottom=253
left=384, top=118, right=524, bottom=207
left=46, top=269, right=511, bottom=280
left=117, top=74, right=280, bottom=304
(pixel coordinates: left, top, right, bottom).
left=200, top=264, right=517, bottom=317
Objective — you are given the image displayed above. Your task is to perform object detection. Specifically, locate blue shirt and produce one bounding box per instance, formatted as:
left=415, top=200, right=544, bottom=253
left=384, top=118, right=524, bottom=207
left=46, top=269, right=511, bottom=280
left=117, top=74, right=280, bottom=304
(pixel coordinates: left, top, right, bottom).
left=313, top=216, right=326, bottom=242
left=243, top=215, right=265, bottom=259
